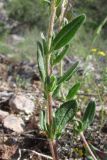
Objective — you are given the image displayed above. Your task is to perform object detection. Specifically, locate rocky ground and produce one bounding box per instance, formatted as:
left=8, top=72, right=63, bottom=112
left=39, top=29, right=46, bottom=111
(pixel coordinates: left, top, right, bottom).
left=0, top=2, right=107, bottom=159
left=0, top=53, right=107, bottom=160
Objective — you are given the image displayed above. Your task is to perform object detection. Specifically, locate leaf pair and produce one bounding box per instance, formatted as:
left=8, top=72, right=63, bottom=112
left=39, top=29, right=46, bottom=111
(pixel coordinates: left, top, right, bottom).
left=40, top=100, right=77, bottom=139
left=37, top=14, right=86, bottom=83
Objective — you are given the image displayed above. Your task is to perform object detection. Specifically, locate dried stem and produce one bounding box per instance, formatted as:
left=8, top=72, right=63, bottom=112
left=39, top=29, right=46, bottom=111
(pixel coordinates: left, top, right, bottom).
left=80, top=132, right=97, bottom=160
left=21, top=149, right=53, bottom=159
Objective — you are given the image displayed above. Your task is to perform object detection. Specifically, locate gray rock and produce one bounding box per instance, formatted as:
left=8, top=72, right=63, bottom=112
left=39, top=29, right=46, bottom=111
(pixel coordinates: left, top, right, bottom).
left=7, top=34, right=25, bottom=45
left=9, top=94, right=35, bottom=114
left=0, top=110, right=9, bottom=122
left=0, top=2, right=4, bottom=9
left=3, top=114, right=25, bottom=133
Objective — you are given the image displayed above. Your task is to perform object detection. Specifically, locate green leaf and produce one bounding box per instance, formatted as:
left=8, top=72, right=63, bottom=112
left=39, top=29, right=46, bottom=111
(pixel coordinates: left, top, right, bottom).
left=45, top=75, right=57, bottom=92
left=40, top=110, right=47, bottom=131
left=66, top=83, right=80, bottom=100
left=44, top=0, right=50, bottom=5
left=73, top=119, right=84, bottom=134
left=37, top=42, right=46, bottom=82
left=52, top=85, right=61, bottom=98
left=41, top=33, right=48, bottom=55
left=58, top=61, right=79, bottom=85
left=54, top=100, right=77, bottom=138
left=52, top=45, right=69, bottom=66
left=82, top=101, right=96, bottom=130
left=55, top=0, right=62, bottom=6
left=51, top=14, right=86, bottom=50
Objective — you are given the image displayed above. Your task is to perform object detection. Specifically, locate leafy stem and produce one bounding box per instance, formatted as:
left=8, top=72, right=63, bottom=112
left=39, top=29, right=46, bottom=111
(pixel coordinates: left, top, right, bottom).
left=38, top=1, right=86, bottom=159
left=49, top=140, right=59, bottom=160
left=47, top=0, right=56, bottom=124
left=46, top=0, right=58, bottom=159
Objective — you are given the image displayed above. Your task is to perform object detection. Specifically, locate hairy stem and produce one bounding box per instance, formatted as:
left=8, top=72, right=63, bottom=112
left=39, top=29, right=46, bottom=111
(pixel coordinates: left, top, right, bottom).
left=46, top=0, right=58, bottom=159
left=80, top=132, right=97, bottom=160
left=47, top=91, right=53, bottom=124
left=49, top=140, right=59, bottom=160
left=47, top=0, right=56, bottom=124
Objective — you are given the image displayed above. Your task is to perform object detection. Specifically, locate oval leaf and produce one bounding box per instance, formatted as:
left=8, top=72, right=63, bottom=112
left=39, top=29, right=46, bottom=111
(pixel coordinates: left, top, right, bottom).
left=66, top=83, right=80, bottom=100
left=51, top=14, right=86, bottom=50
left=55, top=100, right=77, bottom=138
left=82, top=101, right=96, bottom=130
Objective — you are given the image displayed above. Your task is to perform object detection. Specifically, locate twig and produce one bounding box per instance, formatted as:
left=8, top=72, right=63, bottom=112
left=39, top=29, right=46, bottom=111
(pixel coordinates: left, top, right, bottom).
left=21, top=149, right=53, bottom=159
left=80, top=132, right=97, bottom=160
left=17, top=149, right=21, bottom=160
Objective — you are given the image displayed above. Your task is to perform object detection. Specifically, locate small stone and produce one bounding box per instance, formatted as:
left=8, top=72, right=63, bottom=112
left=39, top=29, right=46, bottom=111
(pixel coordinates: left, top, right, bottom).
left=0, top=110, right=9, bottom=122
left=9, top=94, right=35, bottom=114
left=3, top=115, right=25, bottom=133
left=101, top=122, right=107, bottom=133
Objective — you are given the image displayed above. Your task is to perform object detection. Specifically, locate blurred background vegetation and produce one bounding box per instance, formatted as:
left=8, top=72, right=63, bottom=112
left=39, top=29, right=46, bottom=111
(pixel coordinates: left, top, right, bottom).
left=0, top=0, right=107, bottom=60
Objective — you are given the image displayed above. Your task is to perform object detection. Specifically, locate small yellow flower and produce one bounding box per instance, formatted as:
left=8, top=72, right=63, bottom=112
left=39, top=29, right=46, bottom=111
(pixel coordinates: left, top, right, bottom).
left=91, top=48, right=97, bottom=52
left=98, top=51, right=106, bottom=56
left=73, top=148, right=83, bottom=157
left=78, top=149, right=83, bottom=157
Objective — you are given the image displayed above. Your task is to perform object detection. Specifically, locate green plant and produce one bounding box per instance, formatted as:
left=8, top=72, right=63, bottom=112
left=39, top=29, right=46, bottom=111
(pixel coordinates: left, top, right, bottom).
left=37, top=0, right=96, bottom=159
left=74, top=101, right=97, bottom=160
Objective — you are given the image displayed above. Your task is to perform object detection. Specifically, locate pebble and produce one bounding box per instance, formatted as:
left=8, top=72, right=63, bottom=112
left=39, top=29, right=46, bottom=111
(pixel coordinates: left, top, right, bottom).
left=9, top=94, right=35, bottom=114
left=3, top=114, right=25, bottom=133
